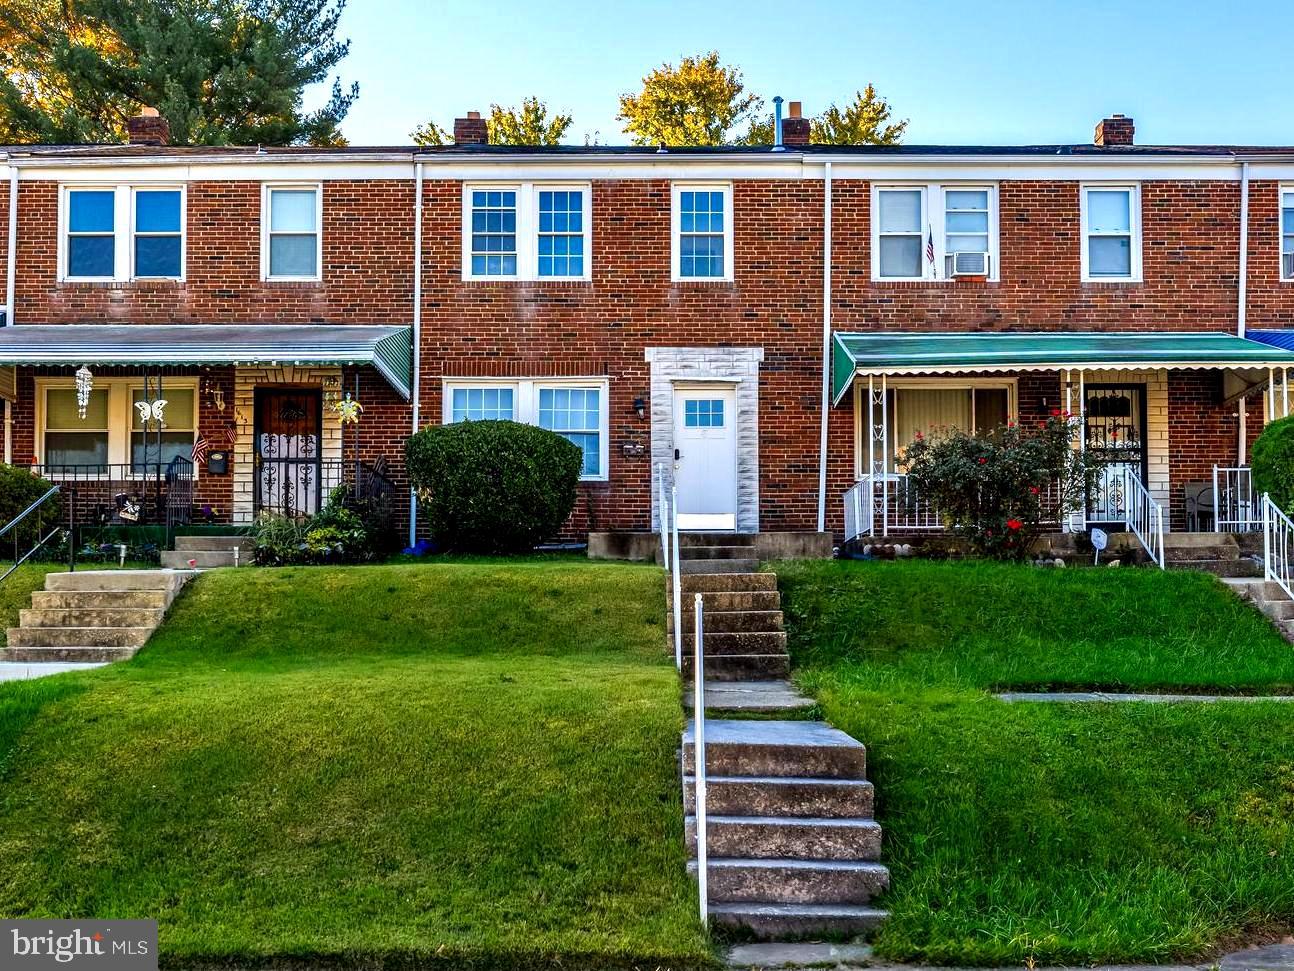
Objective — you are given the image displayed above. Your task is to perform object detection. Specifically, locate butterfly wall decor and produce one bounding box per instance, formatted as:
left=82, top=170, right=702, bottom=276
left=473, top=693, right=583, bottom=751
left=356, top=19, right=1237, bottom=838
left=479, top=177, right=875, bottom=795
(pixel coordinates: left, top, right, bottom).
left=135, top=398, right=168, bottom=428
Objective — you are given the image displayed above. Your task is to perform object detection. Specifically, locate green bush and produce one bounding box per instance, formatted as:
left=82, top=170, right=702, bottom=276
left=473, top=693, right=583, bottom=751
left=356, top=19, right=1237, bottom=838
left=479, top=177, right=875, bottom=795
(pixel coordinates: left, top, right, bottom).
left=1251, top=414, right=1294, bottom=514
left=252, top=488, right=381, bottom=565
left=405, top=420, right=582, bottom=553
left=0, top=463, right=60, bottom=550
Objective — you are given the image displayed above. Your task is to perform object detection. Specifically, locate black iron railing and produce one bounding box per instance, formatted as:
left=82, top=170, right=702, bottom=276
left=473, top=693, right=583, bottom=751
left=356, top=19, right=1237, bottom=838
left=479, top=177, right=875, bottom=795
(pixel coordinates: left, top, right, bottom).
left=32, top=457, right=194, bottom=530
left=0, top=483, right=73, bottom=582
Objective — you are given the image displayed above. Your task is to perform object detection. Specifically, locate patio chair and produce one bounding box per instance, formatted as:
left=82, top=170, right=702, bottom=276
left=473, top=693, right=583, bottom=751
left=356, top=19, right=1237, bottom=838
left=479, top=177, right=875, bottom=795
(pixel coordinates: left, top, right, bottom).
left=1183, top=481, right=1214, bottom=532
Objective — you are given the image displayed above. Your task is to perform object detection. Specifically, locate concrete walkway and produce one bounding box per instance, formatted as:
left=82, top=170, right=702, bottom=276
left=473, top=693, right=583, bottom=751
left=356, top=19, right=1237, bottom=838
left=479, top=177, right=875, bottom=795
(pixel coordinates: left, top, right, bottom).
left=0, top=660, right=107, bottom=682
left=998, top=691, right=1294, bottom=704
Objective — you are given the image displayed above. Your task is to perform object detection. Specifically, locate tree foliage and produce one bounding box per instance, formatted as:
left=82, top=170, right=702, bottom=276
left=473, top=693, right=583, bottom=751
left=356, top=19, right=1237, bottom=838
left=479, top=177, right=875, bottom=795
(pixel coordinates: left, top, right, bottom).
left=617, top=51, right=761, bottom=147
left=741, top=85, right=906, bottom=146
left=1251, top=415, right=1294, bottom=515
left=409, top=119, right=449, bottom=146
left=0, top=0, right=357, bottom=146
left=411, top=98, right=572, bottom=147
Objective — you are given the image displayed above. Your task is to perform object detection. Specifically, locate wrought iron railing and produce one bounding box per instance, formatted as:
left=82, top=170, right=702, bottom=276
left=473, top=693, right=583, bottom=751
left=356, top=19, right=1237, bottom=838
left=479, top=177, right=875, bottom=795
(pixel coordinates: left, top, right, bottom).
left=0, top=483, right=73, bottom=583
left=33, top=458, right=194, bottom=530
left=254, top=457, right=395, bottom=519
left=1212, top=466, right=1261, bottom=533
left=1263, top=494, right=1294, bottom=600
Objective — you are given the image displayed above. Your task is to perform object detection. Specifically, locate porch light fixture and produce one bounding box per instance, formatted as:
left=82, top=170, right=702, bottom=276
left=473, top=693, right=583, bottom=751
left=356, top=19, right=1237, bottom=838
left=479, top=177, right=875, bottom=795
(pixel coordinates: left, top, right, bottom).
left=633, top=397, right=647, bottom=420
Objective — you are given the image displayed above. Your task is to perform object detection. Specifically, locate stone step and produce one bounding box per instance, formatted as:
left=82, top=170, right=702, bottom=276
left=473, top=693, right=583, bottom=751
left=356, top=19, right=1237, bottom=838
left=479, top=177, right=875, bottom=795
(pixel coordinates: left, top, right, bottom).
left=1163, top=532, right=1239, bottom=550
left=682, top=720, right=868, bottom=779
left=19, top=607, right=165, bottom=629
left=679, top=631, right=788, bottom=655
left=45, top=570, right=189, bottom=593
left=1165, top=546, right=1240, bottom=562
left=706, top=902, right=888, bottom=941
left=684, top=680, right=814, bottom=715
left=1223, top=578, right=1290, bottom=601
left=160, top=550, right=244, bottom=569
left=685, top=590, right=782, bottom=612
left=30, top=590, right=170, bottom=610
left=683, top=775, right=874, bottom=818
left=677, top=532, right=759, bottom=547
left=679, top=545, right=755, bottom=561
left=5, top=625, right=153, bottom=648
left=670, top=610, right=784, bottom=634
left=172, top=535, right=252, bottom=551
left=685, top=816, right=882, bottom=860
left=682, top=654, right=791, bottom=681
left=1261, top=599, right=1294, bottom=621
left=0, top=645, right=139, bottom=663
left=679, top=559, right=760, bottom=575
left=689, top=858, right=890, bottom=905
left=1167, top=558, right=1263, bottom=578
left=678, top=573, right=778, bottom=594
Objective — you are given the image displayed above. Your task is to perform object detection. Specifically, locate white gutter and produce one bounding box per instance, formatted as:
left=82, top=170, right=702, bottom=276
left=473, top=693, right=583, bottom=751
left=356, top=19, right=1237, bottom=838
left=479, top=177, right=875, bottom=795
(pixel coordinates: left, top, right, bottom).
left=409, top=161, right=424, bottom=547
left=1238, top=160, right=1250, bottom=338
left=816, top=162, right=832, bottom=534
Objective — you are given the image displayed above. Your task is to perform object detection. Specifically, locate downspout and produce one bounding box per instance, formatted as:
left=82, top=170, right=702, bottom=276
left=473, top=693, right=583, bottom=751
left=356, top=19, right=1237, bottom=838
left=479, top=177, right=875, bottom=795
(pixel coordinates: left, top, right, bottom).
left=5, top=163, right=17, bottom=464
left=816, top=161, right=832, bottom=533
left=1237, top=160, right=1250, bottom=462
left=409, top=161, right=423, bottom=547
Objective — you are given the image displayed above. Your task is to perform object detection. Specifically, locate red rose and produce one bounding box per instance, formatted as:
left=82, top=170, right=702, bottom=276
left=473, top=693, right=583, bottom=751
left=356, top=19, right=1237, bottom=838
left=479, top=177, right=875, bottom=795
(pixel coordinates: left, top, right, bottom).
left=1007, top=518, right=1022, bottom=531
left=978, top=457, right=987, bottom=464
left=1050, top=408, right=1060, bottom=416
left=1029, top=485, right=1040, bottom=495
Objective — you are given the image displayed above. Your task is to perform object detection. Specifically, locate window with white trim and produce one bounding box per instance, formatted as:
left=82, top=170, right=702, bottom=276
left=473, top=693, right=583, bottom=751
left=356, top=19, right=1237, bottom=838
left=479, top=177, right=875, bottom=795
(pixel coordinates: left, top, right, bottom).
left=442, top=379, right=609, bottom=480
left=461, top=184, right=591, bottom=281
left=872, top=184, right=999, bottom=281
left=61, top=185, right=186, bottom=282
left=262, top=184, right=322, bottom=280
left=1081, top=185, right=1140, bottom=282
left=1281, top=188, right=1293, bottom=281
left=37, top=378, right=199, bottom=474
left=673, top=185, right=731, bottom=280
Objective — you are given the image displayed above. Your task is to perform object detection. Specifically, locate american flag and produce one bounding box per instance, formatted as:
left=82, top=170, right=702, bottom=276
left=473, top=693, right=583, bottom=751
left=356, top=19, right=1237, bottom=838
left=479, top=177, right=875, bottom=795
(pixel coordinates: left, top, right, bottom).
left=191, top=435, right=210, bottom=465
left=225, top=423, right=238, bottom=445
left=925, top=225, right=935, bottom=274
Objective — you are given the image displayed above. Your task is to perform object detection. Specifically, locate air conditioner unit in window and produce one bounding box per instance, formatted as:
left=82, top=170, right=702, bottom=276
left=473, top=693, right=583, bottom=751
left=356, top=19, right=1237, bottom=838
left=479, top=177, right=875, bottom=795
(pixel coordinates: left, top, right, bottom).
left=946, top=251, right=990, bottom=277
left=1284, top=252, right=1294, bottom=279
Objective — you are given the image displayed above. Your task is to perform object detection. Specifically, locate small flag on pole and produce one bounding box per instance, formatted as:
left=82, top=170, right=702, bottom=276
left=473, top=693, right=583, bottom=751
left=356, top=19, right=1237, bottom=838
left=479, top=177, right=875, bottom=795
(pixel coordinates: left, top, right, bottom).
left=925, top=224, right=935, bottom=276
left=225, top=423, right=238, bottom=445
left=192, top=435, right=210, bottom=465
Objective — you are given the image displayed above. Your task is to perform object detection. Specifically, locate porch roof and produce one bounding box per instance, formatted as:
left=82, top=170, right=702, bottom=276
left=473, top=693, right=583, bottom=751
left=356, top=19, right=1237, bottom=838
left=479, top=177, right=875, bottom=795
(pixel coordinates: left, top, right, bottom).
left=831, top=331, right=1294, bottom=404
left=0, top=324, right=413, bottom=399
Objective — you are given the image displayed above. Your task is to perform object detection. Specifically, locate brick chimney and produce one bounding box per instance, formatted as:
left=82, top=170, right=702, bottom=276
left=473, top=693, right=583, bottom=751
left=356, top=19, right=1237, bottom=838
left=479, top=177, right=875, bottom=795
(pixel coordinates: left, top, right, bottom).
left=782, top=101, right=810, bottom=147
left=126, top=107, right=170, bottom=146
left=454, top=111, right=489, bottom=145
left=1094, top=114, right=1135, bottom=147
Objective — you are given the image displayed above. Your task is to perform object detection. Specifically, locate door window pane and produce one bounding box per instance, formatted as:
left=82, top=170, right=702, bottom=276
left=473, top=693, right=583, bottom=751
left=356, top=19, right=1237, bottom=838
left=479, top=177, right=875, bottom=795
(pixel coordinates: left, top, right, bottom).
left=683, top=398, right=725, bottom=428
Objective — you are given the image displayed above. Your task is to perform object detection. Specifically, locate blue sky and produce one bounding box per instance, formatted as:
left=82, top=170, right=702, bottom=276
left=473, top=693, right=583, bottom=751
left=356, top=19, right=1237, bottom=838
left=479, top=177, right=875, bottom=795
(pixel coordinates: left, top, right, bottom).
left=315, top=0, right=1294, bottom=147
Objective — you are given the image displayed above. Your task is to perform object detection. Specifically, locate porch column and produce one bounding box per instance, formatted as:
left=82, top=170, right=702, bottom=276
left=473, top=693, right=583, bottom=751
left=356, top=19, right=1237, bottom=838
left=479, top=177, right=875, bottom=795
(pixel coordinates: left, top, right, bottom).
left=867, top=374, right=889, bottom=536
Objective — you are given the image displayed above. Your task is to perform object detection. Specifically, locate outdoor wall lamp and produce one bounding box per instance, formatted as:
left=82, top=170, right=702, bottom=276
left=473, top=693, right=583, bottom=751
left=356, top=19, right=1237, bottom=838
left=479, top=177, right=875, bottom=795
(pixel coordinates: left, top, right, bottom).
left=633, top=397, right=647, bottom=420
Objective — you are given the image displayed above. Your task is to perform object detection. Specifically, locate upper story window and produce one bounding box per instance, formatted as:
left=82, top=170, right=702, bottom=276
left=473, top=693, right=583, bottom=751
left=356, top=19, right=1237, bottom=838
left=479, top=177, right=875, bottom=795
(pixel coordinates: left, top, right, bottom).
left=872, top=184, right=998, bottom=281
left=262, top=184, right=322, bottom=281
left=1081, top=185, right=1141, bottom=282
left=461, top=184, right=591, bottom=281
left=61, top=185, right=185, bottom=282
left=672, top=183, right=732, bottom=282
left=1281, top=188, right=1293, bottom=282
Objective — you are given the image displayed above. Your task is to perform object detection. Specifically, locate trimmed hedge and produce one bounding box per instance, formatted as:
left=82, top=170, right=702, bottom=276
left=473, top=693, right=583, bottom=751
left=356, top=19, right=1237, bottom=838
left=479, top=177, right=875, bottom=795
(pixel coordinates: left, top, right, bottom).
left=405, top=421, right=582, bottom=553
left=1252, top=414, right=1294, bottom=514
left=0, top=464, right=59, bottom=544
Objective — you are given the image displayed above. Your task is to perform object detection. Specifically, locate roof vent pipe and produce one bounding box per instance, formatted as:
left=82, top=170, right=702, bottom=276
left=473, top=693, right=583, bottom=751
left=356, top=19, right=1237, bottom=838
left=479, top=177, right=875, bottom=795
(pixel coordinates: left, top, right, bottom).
left=772, top=96, right=785, bottom=152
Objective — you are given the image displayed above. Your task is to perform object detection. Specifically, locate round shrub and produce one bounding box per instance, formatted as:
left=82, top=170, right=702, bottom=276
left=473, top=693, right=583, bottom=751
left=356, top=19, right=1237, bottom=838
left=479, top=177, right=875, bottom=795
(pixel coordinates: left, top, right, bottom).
left=0, top=463, right=60, bottom=544
left=1251, top=414, right=1294, bottom=514
left=405, top=420, right=583, bottom=553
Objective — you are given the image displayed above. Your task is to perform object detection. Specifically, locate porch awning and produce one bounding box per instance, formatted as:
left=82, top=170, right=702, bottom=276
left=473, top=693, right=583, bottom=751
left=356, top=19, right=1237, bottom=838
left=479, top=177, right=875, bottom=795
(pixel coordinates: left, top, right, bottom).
left=0, top=324, right=413, bottom=399
left=831, top=331, right=1294, bottom=404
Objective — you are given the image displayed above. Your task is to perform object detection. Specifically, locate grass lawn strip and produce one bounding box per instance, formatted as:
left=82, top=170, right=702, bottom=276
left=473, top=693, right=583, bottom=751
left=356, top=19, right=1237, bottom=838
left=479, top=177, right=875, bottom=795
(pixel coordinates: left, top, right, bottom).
left=0, top=562, right=711, bottom=970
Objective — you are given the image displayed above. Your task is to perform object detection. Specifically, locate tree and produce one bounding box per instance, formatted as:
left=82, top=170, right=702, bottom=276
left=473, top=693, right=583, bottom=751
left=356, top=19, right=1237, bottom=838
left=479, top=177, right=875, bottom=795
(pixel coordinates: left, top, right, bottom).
left=739, top=85, right=906, bottom=146
left=0, top=0, right=357, bottom=146
left=410, top=119, right=449, bottom=146
left=617, top=51, right=761, bottom=147
left=410, top=98, right=572, bottom=147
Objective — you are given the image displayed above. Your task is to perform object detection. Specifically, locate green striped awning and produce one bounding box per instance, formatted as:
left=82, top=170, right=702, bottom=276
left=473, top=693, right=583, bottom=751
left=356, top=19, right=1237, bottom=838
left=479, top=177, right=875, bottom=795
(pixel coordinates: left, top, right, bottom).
left=0, top=324, right=413, bottom=399
left=832, top=331, right=1294, bottom=404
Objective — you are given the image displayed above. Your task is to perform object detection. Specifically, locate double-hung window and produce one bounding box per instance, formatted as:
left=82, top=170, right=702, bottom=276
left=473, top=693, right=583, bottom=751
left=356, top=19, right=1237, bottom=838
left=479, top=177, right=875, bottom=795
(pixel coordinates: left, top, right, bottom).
left=43, top=387, right=110, bottom=467
left=62, top=185, right=186, bottom=282
left=875, top=187, right=926, bottom=280
left=131, top=385, right=196, bottom=471
left=1282, top=188, right=1294, bottom=282
left=1082, top=185, right=1140, bottom=282
left=462, top=184, right=591, bottom=281
left=263, top=184, right=322, bottom=280
left=873, top=184, right=999, bottom=281
left=672, top=183, right=732, bottom=281
left=442, top=379, right=608, bottom=480
left=944, top=189, right=991, bottom=276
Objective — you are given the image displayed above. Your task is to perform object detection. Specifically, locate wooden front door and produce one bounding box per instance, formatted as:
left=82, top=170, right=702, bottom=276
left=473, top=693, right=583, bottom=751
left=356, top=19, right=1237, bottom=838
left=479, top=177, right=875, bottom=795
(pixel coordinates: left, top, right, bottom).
left=254, top=388, right=323, bottom=517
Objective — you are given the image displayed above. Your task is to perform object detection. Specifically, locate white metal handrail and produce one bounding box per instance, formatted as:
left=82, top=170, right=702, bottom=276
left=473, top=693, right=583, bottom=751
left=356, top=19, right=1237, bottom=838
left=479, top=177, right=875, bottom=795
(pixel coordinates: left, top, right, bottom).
left=692, top=591, right=708, bottom=927
left=842, top=476, right=872, bottom=543
left=1263, top=494, right=1294, bottom=601
left=656, top=463, right=670, bottom=574
left=1213, top=466, right=1261, bottom=533
left=1123, top=468, right=1166, bottom=569
left=671, top=484, right=682, bottom=671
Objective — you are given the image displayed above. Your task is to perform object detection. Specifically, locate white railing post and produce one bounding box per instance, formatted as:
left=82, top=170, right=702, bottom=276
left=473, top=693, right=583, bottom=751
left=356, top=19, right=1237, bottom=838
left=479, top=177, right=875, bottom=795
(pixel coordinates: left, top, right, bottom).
left=671, top=484, right=682, bottom=671
left=1212, top=464, right=1220, bottom=533
left=657, top=463, right=670, bottom=570
left=1264, top=492, right=1274, bottom=582
left=692, top=591, right=708, bottom=928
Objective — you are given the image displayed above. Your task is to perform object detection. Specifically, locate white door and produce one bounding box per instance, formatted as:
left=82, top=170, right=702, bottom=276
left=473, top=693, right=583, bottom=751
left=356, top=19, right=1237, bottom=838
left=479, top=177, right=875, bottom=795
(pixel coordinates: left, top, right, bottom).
left=674, top=387, right=738, bottom=530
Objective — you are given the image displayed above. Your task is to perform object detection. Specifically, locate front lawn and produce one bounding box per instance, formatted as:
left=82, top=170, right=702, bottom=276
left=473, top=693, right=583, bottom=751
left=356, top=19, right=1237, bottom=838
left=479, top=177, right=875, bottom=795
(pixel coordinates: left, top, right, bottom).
left=780, top=559, right=1294, bottom=966
left=0, top=562, right=709, bottom=970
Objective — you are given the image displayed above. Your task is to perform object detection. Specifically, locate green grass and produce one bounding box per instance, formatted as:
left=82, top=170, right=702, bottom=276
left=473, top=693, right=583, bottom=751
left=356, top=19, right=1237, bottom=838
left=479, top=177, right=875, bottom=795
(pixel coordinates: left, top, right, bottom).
left=780, top=559, right=1294, bottom=965
left=0, top=561, right=710, bottom=970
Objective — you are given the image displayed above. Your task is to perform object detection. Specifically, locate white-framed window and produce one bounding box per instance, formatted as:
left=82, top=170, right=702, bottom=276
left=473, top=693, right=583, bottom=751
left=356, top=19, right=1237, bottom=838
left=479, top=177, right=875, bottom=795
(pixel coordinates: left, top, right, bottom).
left=1081, top=184, right=1141, bottom=282
left=871, top=184, right=999, bottom=282
left=36, top=377, right=199, bottom=475
left=262, top=183, right=322, bottom=281
left=1281, top=187, right=1294, bottom=282
left=671, top=182, right=733, bottom=282
left=461, top=183, right=592, bottom=281
left=442, top=378, right=609, bottom=480
left=60, top=184, right=186, bottom=282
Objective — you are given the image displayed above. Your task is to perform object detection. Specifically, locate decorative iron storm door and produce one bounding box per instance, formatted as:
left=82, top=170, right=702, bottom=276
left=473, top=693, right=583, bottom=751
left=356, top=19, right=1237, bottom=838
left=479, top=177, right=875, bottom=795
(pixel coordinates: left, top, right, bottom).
left=254, top=388, right=324, bottom=517
left=1083, top=384, right=1148, bottom=526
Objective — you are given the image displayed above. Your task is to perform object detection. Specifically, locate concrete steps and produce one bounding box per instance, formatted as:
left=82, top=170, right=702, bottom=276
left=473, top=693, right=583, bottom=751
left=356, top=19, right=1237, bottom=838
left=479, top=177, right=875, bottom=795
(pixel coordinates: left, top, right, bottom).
left=160, top=535, right=253, bottom=569
left=2, top=570, right=192, bottom=664
left=681, top=719, right=889, bottom=938
left=671, top=609, right=784, bottom=633
left=1164, top=533, right=1262, bottom=577
left=682, top=653, right=790, bottom=681
left=679, top=558, right=759, bottom=575
left=1225, top=577, right=1294, bottom=643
